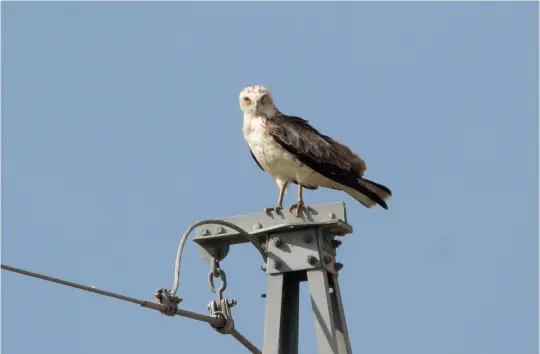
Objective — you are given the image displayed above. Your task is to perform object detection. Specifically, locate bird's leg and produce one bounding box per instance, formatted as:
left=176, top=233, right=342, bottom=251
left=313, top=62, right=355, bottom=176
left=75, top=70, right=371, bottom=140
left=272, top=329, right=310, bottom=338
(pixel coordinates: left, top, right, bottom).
left=265, top=183, right=287, bottom=214
left=275, top=185, right=285, bottom=212
left=289, top=185, right=311, bottom=217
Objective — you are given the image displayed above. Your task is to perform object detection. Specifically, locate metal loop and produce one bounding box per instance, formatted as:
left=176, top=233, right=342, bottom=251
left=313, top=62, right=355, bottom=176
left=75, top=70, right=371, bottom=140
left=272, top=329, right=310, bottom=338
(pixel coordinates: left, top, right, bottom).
left=211, top=258, right=220, bottom=278
left=208, top=268, right=227, bottom=295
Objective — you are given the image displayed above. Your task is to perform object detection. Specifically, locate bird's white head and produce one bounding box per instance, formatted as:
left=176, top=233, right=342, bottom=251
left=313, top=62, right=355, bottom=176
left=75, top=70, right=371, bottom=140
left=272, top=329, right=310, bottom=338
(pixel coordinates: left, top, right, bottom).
left=239, top=85, right=278, bottom=118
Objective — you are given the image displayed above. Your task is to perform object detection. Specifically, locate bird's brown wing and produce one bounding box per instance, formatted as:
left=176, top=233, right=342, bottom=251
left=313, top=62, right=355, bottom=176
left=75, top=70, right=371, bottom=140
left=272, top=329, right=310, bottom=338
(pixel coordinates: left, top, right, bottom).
left=266, top=114, right=387, bottom=208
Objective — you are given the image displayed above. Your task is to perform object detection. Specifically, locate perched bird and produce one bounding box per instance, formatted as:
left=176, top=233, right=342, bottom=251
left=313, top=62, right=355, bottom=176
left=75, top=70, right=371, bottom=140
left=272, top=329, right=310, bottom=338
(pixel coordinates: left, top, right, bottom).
left=240, top=85, right=391, bottom=217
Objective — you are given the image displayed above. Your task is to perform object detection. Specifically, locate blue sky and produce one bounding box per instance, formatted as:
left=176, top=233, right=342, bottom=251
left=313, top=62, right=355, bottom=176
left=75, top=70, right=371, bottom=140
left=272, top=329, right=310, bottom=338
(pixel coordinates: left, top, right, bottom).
left=2, top=2, right=538, bottom=354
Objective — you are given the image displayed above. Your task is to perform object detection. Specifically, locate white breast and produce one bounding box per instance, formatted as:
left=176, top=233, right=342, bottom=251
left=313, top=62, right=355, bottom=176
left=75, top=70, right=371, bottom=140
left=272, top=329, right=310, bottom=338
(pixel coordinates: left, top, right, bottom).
left=243, top=114, right=301, bottom=182
left=242, top=114, right=331, bottom=191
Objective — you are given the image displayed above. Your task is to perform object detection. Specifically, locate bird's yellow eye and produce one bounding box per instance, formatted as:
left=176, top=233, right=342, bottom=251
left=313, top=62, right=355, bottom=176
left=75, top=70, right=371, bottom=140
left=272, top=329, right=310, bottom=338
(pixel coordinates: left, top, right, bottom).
left=243, top=97, right=251, bottom=104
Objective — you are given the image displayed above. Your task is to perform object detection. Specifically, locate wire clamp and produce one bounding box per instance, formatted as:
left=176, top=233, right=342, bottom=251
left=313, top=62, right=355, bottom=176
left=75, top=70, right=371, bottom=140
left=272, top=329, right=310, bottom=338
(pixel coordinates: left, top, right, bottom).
left=207, top=298, right=235, bottom=335
left=154, top=288, right=183, bottom=316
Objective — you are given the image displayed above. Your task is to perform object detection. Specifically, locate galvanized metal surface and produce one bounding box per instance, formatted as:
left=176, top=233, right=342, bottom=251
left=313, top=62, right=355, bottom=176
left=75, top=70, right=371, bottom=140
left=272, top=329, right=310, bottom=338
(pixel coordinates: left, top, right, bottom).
left=193, top=202, right=352, bottom=247
left=259, top=225, right=352, bottom=354
left=262, top=273, right=286, bottom=354
left=189, top=202, right=353, bottom=354
left=265, top=228, right=320, bottom=274
left=308, top=268, right=339, bottom=354
left=198, top=243, right=230, bottom=263
left=261, top=273, right=301, bottom=354
left=330, top=274, right=353, bottom=354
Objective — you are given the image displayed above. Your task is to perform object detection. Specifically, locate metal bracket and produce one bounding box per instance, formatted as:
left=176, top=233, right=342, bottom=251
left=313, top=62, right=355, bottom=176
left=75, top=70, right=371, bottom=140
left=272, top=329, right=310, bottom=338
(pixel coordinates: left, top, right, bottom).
left=266, top=228, right=320, bottom=274
left=197, top=243, right=230, bottom=264
left=193, top=202, right=352, bottom=250
left=264, top=226, right=345, bottom=276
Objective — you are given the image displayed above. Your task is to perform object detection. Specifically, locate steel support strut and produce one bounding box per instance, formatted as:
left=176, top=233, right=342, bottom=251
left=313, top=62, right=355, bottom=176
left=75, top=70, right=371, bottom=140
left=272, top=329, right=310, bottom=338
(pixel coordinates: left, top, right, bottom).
left=261, top=226, right=352, bottom=354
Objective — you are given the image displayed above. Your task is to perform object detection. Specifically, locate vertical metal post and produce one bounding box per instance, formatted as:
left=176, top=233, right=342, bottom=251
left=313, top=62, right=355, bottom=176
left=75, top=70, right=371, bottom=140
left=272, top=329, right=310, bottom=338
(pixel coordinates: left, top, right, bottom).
left=281, top=273, right=300, bottom=354
left=262, top=273, right=285, bottom=354
left=262, top=273, right=300, bottom=354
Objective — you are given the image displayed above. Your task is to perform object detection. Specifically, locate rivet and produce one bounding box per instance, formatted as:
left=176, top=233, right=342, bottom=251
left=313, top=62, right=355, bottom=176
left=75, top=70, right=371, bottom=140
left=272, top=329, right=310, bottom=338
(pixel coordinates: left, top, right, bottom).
left=273, top=237, right=282, bottom=247
left=307, top=255, right=317, bottom=265
left=253, top=223, right=263, bottom=230
left=201, top=228, right=210, bottom=236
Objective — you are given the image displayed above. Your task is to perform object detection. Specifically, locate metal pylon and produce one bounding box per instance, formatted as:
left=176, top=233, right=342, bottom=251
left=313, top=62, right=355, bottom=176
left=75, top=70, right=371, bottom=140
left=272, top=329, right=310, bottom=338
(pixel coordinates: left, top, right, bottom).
left=193, top=202, right=354, bottom=354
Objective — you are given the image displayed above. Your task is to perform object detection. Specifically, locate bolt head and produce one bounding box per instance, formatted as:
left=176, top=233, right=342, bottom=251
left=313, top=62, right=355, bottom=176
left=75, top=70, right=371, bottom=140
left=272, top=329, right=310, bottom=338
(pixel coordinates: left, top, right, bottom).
left=304, top=235, right=313, bottom=244
left=273, top=260, right=282, bottom=269
left=273, top=237, right=282, bottom=247
left=253, top=223, right=263, bottom=230
left=331, top=240, right=342, bottom=248
left=201, top=228, right=210, bottom=236
left=307, top=255, right=317, bottom=265
left=328, top=212, right=337, bottom=220
left=324, top=255, right=332, bottom=264
left=335, top=262, right=344, bottom=271
left=216, top=226, right=225, bottom=234
left=261, top=264, right=267, bottom=272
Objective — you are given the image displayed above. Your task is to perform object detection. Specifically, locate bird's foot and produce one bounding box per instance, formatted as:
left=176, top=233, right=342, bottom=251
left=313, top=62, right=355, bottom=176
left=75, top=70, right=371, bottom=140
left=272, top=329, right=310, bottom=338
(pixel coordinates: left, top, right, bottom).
left=264, top=205, right=283, bottom=215
left=289, top=202, right=311, bottom=217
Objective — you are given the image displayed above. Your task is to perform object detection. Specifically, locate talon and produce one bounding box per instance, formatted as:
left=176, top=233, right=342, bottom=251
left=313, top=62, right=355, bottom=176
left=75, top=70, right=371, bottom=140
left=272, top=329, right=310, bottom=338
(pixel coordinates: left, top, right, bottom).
left=289, top=202, right=310, bottom=217
left=265, top=205, right=283, bottom=214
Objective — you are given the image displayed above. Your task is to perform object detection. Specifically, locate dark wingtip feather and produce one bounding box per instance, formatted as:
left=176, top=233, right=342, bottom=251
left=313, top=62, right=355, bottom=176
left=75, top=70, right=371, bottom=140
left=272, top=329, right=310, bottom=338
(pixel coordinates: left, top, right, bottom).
left=354, top=183, right=388, bottom=209
left=362, top=178, right=392, bottom=196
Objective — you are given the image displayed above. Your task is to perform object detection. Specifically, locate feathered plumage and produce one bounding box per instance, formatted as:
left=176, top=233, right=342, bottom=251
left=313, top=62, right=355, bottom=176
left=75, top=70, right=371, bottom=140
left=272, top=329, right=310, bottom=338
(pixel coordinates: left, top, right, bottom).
left=239, top=85, right=391, bottom=215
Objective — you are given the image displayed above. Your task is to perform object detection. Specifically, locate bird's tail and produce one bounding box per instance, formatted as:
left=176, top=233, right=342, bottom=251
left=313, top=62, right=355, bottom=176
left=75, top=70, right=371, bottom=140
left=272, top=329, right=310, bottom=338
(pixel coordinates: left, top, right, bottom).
left=342, top=178, right=392, bottom=210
